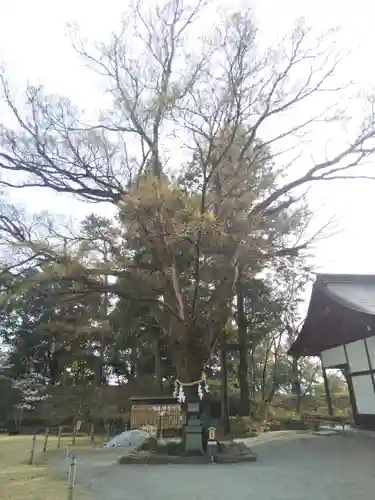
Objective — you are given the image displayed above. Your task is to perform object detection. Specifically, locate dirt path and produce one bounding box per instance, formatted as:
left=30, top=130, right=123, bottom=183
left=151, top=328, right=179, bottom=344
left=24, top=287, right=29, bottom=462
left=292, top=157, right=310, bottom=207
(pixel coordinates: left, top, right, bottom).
left=47, top=432, right=375, bottom=500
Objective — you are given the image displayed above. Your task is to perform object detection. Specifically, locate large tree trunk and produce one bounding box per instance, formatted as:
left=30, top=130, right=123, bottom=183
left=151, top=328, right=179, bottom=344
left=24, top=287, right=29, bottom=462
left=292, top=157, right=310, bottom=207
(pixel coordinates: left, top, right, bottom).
left=98, top=269, right=110, bottom=385
left=236, top=277, right=250, bottom=416
left=220, top=331, right=230, bottom=435
left=173, top=334, right=205, bottom=453
left=249, top=349, right=257, bottom=414
left=291, top=356, right=301, bottom=416
left=152, top=335, right=163, bottom=394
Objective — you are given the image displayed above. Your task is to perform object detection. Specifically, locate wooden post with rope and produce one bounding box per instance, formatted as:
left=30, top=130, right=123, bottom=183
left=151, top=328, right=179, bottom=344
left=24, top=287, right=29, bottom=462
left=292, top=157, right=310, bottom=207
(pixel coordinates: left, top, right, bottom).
left=43, top=427, right=50, bottom=452
left=66, top=443, right=72, bottom=473
left=90, top=422, right=95, bottom=443
left=28, top=434, right=37, bottom=465
left=67, top=454, right=77, bottom=500
left=57, top=426, right=63, bottom=448
left=72, top=423, right=77, bottom=445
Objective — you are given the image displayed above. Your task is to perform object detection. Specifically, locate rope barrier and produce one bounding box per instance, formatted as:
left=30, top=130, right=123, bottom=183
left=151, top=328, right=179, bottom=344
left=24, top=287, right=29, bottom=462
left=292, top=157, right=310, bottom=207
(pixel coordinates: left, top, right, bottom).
left=173, top=372, right=209, bottom=402
left=175, top=371, right=207, bottom=387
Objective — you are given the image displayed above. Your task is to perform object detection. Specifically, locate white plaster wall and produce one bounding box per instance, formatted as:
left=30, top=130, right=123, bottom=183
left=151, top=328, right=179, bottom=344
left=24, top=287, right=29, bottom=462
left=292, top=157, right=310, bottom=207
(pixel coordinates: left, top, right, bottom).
left=352, top=374, right=375, bottom=414
left=365, top=336, right=375, bottom=368
left=346, top=339, right=369, bottom=373
left=321, top=345, right=346, bottom=368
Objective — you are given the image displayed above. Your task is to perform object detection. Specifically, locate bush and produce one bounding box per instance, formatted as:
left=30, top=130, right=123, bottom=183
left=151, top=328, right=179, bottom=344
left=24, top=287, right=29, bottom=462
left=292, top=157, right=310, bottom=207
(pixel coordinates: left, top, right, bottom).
left=268, top=407, right=298, bottom=421
left=164, top=441, right=184, bottom=455
left=229, top=416, right=253, bottom=437
left=278, top=418, right=309, bottom=431
left=333, top=407, right=350, bottom=418
left=137, top=437, right=203, bottom=457
left=138, top=436, right=159, bottom=451
left=0, top=376, right=23, bottom=423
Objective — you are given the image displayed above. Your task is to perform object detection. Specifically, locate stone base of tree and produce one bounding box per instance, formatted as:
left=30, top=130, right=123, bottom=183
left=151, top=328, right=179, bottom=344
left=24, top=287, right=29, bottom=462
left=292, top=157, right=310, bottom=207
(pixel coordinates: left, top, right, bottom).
left=118, top=441, right=256, bottom=465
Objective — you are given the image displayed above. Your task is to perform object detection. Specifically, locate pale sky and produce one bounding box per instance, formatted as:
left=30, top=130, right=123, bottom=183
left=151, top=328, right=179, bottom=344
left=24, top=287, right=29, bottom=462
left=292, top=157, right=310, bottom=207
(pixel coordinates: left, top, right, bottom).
left=1, top=0, right=375, bottom=277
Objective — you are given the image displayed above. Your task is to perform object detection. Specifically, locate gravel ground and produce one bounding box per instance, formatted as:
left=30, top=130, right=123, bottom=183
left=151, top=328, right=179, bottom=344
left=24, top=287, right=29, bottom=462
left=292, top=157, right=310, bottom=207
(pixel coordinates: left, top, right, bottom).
left=51, top=431, right=375, bottom=500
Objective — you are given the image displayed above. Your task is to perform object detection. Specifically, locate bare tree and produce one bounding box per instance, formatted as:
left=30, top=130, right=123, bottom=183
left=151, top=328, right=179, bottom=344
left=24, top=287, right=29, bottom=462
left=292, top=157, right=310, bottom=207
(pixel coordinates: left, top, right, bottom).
left=0, top=2, right=374, bottom=204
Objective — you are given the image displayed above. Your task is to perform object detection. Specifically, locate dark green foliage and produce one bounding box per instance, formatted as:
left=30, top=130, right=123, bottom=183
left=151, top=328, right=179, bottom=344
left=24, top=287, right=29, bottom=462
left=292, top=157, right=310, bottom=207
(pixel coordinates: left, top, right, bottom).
left=0, top=265, right=105, bottom=385
left=137, top=436, right=159, bottom=451
left=0, top=375, right=22, bottom=424
left=138, top=438, right=203, bottom=457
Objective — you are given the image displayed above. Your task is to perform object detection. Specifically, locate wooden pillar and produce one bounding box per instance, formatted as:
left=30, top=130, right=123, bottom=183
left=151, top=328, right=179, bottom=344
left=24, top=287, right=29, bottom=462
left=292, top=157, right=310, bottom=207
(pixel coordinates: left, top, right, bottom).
left=322, top=366, right=333, bottom=416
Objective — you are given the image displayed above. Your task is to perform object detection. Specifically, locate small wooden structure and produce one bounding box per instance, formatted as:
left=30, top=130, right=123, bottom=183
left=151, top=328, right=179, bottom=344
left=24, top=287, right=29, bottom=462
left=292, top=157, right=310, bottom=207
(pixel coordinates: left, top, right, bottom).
left=130, top=396, right=183, bottom=436
left=289, top=274, right=375, bottom=430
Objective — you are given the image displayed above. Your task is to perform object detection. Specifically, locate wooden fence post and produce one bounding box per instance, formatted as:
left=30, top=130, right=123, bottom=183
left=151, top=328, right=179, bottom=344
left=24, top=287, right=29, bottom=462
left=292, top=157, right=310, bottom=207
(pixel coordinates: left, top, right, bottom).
left=72, top=424, right=76, bottom=445
left=65, top=443, right=72, bottom=473
left=67, top=455, right=77, bottom=500
left=104, top=421, right=110, bottom=440
left=43, top=428, right=50, bottom=452
left=28, top=434, right=36, bottom=465
left=57, top=426, right=63, bottom=449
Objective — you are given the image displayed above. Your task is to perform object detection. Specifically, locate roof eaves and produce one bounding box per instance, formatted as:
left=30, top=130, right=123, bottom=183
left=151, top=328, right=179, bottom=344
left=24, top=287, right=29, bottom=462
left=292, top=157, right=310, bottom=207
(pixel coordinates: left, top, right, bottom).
left=315, top=277, right=375, bottom=317
left=317, top=273, right=375, bottom=285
